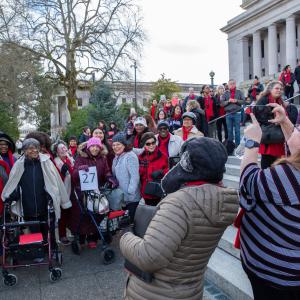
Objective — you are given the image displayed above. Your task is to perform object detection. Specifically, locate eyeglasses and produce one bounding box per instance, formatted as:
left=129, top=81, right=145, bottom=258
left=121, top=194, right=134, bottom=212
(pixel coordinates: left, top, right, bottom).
left=145, top=141, right=156, bottom=146
left=158, top=127, right=168, bottom=131
left=0, top=143, right=8, bottom=147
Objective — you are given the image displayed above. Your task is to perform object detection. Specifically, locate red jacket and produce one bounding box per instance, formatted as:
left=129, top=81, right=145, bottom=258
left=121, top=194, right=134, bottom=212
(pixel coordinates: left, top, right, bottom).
left=138, top=148, right=168, bottom=200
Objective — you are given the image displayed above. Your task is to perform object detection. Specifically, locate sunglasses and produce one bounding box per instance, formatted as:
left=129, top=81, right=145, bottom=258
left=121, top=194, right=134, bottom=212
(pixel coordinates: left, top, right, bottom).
left=145, top=141, right=156, bottom=146
left=158, top=126, right=168, bottom=131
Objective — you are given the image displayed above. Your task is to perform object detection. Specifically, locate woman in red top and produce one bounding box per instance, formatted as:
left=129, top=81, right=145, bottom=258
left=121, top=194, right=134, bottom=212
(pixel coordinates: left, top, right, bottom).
left=254, top=81, right=290, bottom=169
left=138, top=132, right=168, bottom=206
left=279, top=65, right=295, bottom=101
left=150, top=99, right=158, bottom=120
left=215, top=85, right=228, bottom=142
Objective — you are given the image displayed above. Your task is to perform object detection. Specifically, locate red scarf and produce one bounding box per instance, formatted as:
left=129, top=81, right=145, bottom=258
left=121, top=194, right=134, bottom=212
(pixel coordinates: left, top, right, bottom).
left=69, top=146, right=77, bottom=157
left=268, top=94, right=283, bottom=105
left=251, top=87, right=257, bottom=99
left=204, top=95, right=214, bottom=121
left=189, top=94, right=195, bottom=100
left=134, top=135, right=140, bottom=148
left=230, top=88, right=236, bottom=99
left=182, top=126, right=192, bottom=141
left=151, top=105, right=156, bottom=120
left=158, top=133, right=170, bottom=157
left=62, top=156, right=74, bottom=174
left=164, top=105, right=172, bottom=114
left=0, top=160, right=10, bottom=215
left=173, top=113, right=182, bottom=121
left=284, top=71, right=291, bottom=84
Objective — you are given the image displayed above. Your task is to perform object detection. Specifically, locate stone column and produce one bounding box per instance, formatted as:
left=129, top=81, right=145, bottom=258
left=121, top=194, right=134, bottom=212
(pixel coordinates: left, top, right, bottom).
left=241, top=37, right=250, bottom=81
left=268, top=24, right=278, bottom=75
left=253, top=30, right=262, bottom=77
left=286, top=15, right=297, bottom=68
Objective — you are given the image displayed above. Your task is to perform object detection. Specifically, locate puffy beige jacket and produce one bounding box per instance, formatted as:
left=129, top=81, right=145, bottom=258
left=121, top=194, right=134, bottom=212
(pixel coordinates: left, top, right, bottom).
left=120, top=184, right=238, bottom=300
left=174, top=126, right=204, bottom=140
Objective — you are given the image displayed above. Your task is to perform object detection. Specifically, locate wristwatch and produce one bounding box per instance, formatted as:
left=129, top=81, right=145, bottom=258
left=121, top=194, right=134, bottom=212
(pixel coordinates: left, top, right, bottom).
left=245, top=139, right=260, bottom=149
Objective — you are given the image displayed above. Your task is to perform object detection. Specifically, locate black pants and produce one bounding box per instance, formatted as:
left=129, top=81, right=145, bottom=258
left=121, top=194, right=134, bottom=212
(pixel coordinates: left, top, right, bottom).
left=284, top=85, right=294, bottom=102
left=216, top=118, right=228, bottom=142
left=248, top=273, right=300, bottom=300
left=261, top=154, right=278, bottom=169
left=125, top=202, right=139, bottom=223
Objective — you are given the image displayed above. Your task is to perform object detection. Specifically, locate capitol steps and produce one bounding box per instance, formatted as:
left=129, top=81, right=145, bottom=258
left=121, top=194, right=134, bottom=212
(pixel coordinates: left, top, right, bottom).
left=204, top=155, right=254, bottom=300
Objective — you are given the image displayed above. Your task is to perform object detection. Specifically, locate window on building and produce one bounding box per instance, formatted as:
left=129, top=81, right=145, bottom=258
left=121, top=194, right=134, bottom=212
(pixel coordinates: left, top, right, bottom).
left=262, top=68, right=265, bottom=76
left=77, top=98, right=83, bottom=107
left=278, top=64, right=281, bottom=72
left=277, top=33, right=280, bottom=53
left=122, top=97, right=126, bottom=104
left=248, top=45, right=251, bottom=57
left=261, top=40, right=264, bottom=58
left=249, top=74, right=252, bottom=80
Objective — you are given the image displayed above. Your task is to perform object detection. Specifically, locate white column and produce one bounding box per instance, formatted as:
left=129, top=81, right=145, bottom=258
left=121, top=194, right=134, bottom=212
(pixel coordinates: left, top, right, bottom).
left=253, top=30, right=262, bottom=77
left=268, top=24, right=277, bottom=75
left=286, top=15, right=297, bottom=68
left=241, top=37, right=249, bottom=81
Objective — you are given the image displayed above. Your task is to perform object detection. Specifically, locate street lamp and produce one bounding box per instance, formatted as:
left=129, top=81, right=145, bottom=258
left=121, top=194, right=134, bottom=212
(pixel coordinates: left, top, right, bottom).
left=131, top=61, right=138, bottom=112
left=209, top=71, right=215, bottom=87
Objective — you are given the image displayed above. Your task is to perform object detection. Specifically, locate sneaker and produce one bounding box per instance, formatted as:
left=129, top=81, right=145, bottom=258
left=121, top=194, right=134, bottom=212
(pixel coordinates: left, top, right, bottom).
left=87, top=241, right=97, bottom=249
left=59, top=237, right=71, bottom=246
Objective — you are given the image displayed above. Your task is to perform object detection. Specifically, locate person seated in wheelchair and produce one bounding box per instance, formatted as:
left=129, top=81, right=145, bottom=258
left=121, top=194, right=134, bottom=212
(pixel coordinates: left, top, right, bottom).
left=1, top=138, right=72, bottom=255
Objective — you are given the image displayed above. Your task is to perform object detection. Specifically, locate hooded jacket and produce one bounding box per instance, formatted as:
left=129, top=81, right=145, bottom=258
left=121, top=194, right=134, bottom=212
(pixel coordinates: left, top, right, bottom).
left=120, top=184, right=239, bottom=300
left=1, top=153, right=71, bottom=220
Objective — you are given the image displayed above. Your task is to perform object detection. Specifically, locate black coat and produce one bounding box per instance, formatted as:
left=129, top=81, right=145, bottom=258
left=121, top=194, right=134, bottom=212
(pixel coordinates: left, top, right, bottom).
left=190, top=108, right=208, bottom=137
left=294, top=66, right=300, bottom=83
left=248, top=83, right=264, bottom=101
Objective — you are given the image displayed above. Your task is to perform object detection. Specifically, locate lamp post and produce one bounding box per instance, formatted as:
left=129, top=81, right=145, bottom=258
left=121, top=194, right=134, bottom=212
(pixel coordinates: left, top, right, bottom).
left=209, top=70, right=215, bottom=87
left=131, top=60, right=137, bottom=112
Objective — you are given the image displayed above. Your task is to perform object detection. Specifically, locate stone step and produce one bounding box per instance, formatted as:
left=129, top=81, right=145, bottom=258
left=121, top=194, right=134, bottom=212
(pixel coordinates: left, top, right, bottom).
left=226, top=156, right=242, bottom=166
left=225, top=163, right=241, bottom=177
left=223, top=174, right=239, bottom=189
left=218, top=226, right=240, bottom=259
left=206, top=247, right=253, bottom=300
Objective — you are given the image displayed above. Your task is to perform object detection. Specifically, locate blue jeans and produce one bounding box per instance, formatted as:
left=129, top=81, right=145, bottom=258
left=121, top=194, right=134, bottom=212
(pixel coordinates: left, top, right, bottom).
left=226, top=113, right=241, bottom=146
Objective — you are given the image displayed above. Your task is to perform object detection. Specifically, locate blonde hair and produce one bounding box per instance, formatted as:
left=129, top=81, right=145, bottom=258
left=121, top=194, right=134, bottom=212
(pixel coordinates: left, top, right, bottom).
left=274, top=151, right=300, bottom=171
left=186, top=99, right=200, bottom=111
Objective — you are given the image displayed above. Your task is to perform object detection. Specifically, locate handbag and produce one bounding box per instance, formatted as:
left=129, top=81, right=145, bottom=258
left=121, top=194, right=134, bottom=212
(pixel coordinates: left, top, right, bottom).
left=124, top=204, right=158, bottom=283
left=260, top=124, right=285, bottom=144
left=86, top=191, right=109, bottom=215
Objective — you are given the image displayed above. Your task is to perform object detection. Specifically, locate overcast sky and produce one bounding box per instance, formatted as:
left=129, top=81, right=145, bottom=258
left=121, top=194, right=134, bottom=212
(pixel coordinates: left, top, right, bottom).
left=137, top=0, right=243, bottom=85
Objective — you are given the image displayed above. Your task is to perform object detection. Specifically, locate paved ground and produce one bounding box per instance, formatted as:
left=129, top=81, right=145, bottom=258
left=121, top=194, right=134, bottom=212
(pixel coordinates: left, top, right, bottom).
left=0, top=234, right=217, bottom=300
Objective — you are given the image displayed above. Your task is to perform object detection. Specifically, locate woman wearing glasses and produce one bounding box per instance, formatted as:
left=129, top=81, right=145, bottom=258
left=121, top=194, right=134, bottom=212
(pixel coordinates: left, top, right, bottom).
left=138, top=132, right=168, bottom=206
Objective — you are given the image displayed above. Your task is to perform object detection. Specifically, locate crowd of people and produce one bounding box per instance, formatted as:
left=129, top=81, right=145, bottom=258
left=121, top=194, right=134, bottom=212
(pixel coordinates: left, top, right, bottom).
left=0, top=73, right=300, bottom=299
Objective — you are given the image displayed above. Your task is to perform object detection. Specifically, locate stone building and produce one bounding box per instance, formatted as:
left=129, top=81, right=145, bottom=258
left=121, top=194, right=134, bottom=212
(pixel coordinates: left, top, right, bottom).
left=221, top=0, right=300, bottom=87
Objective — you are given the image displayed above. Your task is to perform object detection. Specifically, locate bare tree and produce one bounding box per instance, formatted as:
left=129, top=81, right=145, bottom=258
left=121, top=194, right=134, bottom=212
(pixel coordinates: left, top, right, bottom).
left=0, top=0, right=145, bottom=110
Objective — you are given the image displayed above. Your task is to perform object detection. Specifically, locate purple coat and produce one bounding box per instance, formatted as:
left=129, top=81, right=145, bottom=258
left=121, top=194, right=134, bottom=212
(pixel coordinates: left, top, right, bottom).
left=70, top=147, right=111, bottom=236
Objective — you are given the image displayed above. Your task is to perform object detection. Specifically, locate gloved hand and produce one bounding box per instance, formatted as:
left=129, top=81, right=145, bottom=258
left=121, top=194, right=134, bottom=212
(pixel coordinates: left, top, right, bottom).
left=61, top=163, right=70, bottom=177
left=78, top=165, right=89, bottom=172
left=107, top=176, right=119, bottom=189
left=151, top=170, right=164, bottom=181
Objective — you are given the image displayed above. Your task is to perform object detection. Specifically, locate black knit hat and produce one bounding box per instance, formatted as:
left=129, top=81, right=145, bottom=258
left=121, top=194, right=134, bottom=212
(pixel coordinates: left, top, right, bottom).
left=0, top=131, right=15, bottom=153
left=157, top=120, right=170, bottom=130
left=112, top=132, right=128, bottom=145
left=162, top=137, right=228, bottom=194
left=140, top=132, right=157, bottom=147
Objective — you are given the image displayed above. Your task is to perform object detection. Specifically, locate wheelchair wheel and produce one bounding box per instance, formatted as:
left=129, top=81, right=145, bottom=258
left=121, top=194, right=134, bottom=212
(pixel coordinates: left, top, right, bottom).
left=71, top=240, right=81, bottom=255
left=100, top=247, right=115, bottom=265
left=3, top=274, right=17, bottom=287
left=49, top=268, right=62, bottom=282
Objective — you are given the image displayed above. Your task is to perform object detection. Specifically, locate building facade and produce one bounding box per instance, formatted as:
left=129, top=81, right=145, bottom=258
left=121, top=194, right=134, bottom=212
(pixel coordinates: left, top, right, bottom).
left=221, top=0, right=300, bottom=86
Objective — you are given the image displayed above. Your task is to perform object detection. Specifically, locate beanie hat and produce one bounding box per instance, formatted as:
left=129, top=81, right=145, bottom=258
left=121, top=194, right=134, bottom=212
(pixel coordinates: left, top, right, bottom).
left=182, top=112, right=197, bottom=124
left=134, top=117, right=147, bottom=128
left=140, top=132, right=157, bottom=147
left=22, top=138, right=40, bottom=151
left=157, top=120, right=170, bottom=130
left=112, top=132, right=128, bottom=145
left=0, top=131, right=15, bottom=153
left=162, top=137, right=228, bottom=194
left=87, top=137, right=102, bottom=149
